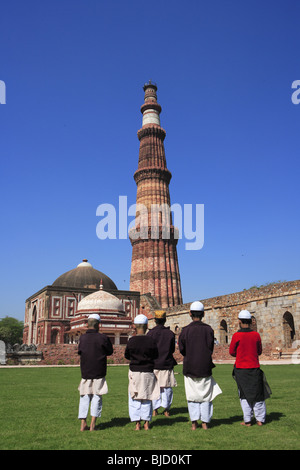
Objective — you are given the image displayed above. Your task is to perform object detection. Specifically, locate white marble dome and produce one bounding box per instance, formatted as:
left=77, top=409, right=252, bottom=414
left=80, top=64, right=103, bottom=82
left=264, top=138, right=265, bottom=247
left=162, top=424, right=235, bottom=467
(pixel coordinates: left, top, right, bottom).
left=76, top=288, right=125, bottom=316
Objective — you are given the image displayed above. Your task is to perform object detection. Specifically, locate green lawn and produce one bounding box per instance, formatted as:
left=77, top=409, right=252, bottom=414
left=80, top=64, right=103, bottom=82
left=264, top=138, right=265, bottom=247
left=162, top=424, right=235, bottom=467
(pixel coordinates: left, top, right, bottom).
left=0, top=364, right=299, bottom=450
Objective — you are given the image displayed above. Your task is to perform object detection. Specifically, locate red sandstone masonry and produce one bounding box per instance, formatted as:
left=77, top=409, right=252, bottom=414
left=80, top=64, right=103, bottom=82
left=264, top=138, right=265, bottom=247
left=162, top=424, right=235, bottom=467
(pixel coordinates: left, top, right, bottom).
left=37, top=342, right=274, bottom=366
left=130, top=83, right=182, bottom=308
left=37, top=344, right=130, bottom=366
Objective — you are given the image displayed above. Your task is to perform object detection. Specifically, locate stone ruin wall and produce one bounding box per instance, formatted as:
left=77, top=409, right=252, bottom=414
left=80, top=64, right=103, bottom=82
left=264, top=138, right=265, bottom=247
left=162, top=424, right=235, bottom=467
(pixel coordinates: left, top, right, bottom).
left=149, top=280, right=300, bottom=356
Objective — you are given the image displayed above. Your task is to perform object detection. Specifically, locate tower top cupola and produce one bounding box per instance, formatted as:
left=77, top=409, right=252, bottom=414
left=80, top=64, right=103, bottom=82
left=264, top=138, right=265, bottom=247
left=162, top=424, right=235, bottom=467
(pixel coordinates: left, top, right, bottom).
left=141, top=80, right=161, bottom=127
left=143, top=80, right=157, bottom=97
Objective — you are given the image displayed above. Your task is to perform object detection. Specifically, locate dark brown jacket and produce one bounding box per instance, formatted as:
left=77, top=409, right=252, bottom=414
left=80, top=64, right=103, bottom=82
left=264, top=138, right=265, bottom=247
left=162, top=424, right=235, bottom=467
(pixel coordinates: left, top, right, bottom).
left=78, top=329, right=113, bottom=379
left=178, top=321, right=215, bottom=378
left=147, top=324, right=177, bottom=370
left=124, top=334, right=158, bottom=372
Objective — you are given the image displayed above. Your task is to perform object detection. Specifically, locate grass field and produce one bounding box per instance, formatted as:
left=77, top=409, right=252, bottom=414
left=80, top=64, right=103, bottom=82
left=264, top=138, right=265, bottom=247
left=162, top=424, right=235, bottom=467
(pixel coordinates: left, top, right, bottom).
left=0, top=364, right=299, bottom=451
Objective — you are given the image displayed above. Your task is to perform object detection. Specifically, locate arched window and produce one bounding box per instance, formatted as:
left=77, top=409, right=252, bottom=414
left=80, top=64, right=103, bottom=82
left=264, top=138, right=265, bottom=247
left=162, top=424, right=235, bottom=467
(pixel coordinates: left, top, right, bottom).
left=220, top=320, right=228, bottom=344
left=283, top=312, right=295, bottom=348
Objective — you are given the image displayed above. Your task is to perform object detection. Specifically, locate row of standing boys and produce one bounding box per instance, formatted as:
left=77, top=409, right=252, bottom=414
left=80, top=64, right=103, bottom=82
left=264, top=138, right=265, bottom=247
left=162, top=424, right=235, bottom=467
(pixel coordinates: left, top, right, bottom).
left=77, top=302, right=271, bottom=431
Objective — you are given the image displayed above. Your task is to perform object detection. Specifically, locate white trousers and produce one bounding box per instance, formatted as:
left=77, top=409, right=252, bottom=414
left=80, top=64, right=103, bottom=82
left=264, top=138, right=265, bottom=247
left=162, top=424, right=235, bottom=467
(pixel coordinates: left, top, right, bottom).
left=187, top=401, right=213, bottom=423
left=128, top=392, right=153, bottom=422
left=78, top=394, right=102, bottom=419
left=240, top=399, right=266, bottom=423
left=153, top=387, right=173, bottom=411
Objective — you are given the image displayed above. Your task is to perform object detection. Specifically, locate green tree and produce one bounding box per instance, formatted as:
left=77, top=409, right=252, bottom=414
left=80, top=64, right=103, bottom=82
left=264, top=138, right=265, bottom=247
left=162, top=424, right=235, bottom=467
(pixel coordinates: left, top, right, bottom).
left=0, top=316, right=24, bottom=345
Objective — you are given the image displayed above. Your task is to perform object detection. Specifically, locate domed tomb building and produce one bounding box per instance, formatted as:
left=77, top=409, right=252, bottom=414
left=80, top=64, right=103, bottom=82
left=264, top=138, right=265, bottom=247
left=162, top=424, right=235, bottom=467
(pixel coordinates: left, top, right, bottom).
left=67, top=287, right=133, bottom=344
left=23, top=260, right=139, bottom=346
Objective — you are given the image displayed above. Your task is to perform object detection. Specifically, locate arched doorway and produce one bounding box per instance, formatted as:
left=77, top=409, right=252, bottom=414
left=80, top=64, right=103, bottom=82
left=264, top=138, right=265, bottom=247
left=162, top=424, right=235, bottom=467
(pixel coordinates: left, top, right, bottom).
left=251, top=316, right=257, bottom=332
left=30, top=305, right=37, bottom=344
left=220, top=320, right=228, bottom=344
left=51, top=329, right=59, bottom=344
left=283, top=312, right=295, bottom=348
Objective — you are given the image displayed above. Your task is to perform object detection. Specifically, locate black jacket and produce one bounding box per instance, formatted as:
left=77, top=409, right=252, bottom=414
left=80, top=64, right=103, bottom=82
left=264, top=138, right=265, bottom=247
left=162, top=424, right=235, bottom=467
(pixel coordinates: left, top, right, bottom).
left=178, top=321, right=215, bottom=378
left=124, top=334, right=158, bottom=372
left=147, top=324, right=177, bottom=370
left=78, top=329, right=113, bottom=379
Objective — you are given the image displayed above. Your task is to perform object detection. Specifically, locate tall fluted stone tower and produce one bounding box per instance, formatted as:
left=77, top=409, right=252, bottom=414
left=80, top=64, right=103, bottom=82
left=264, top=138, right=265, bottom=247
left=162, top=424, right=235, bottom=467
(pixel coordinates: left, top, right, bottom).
left=129, top=81, right=183, bottom=308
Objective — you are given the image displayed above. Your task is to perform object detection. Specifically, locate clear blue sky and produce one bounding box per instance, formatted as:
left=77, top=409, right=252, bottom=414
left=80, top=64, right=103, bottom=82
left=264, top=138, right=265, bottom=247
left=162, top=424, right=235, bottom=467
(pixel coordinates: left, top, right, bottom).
left=0, top=0, right=299, bottom=321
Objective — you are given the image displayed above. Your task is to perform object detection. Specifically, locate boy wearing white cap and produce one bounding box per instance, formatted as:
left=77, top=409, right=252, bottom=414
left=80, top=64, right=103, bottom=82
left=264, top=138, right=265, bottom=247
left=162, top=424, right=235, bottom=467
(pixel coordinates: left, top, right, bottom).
left=178, top=301, right=222, bottom=430
left=124, top=314, right=160, bottom=430
left=229, top=310, right=271, bottom=426
left=77, top=314, right=113, bottom=431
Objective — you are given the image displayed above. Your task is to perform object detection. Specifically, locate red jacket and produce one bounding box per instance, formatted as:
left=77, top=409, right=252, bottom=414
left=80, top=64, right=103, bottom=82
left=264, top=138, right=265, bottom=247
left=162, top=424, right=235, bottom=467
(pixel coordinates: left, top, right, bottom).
left=229, top=329, right=262, bottom=368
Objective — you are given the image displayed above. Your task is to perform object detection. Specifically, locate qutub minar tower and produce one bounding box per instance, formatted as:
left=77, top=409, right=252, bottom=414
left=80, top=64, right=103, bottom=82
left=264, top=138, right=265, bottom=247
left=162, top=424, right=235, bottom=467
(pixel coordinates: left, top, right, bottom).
left=130, top=81, right=183, bottom=308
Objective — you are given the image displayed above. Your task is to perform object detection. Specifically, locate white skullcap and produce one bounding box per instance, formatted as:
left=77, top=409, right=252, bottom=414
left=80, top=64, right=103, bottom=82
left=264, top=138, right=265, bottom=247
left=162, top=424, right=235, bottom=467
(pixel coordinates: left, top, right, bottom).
left=134, top=314, right=148, bottom=325
left=238, top=310, right=251, bottom=320
left=88, top=314, right=101, bottom=321
left=190, top=301, right=204, bottom=312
